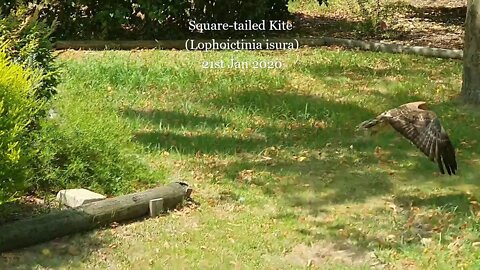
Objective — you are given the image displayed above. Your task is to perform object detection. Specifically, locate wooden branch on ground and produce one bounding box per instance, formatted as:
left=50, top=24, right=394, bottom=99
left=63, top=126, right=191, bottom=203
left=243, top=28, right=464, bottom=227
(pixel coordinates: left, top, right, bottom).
left=315, top=37, right=463, bottom=59
left=0, top=182, right=191, bottom=252
left=54, top=37, right=463, bottom=59
left=55, top=40, right=185, bottom=50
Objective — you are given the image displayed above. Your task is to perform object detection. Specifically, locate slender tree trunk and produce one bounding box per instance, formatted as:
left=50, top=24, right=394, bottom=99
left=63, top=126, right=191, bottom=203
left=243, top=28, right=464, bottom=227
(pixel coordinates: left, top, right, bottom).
left=461, top=0, right=480, bottom=104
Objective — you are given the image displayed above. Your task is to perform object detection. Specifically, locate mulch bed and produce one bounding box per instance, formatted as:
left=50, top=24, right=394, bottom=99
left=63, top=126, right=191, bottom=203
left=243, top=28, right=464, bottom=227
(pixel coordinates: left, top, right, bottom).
left=293, top=0, right=466, bottom=50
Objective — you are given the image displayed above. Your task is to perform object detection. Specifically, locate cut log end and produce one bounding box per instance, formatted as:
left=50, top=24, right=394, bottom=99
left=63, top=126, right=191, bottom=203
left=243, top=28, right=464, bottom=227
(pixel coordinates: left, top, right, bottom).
left=149, top=198, right=164, bottom=217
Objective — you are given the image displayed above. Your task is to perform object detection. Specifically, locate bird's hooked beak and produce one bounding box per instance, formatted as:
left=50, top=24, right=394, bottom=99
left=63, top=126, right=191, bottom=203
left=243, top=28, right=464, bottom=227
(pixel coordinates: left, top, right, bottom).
left=418, top=102, right=428, bottom=110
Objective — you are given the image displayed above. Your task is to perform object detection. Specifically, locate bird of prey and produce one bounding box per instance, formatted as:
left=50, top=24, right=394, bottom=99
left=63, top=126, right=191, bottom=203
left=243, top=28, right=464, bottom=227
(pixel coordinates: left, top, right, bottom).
left=357, top=101, right=457, bottom=175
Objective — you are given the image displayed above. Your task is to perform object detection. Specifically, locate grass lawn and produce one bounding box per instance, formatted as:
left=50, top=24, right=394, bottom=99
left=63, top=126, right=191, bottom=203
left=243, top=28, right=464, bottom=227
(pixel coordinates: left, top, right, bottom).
left=2, top=48, right=480, bottom=269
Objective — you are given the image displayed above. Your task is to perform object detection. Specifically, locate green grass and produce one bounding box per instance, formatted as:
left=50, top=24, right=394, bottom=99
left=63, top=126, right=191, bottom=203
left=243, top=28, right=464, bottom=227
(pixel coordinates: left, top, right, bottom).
left=2, top=48, right=480, bottom=269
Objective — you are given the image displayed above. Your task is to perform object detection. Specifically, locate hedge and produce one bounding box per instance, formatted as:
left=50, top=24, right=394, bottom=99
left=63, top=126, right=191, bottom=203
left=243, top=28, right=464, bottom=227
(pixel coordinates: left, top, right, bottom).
left=0, top=0, right=325, bottom=40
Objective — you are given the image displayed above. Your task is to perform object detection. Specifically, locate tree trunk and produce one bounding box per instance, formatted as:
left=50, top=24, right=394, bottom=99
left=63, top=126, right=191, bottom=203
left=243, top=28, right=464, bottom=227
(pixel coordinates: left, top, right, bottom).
left=461, top=0, right=480, bottom=104
left=0, top=182, right=191, bottom=252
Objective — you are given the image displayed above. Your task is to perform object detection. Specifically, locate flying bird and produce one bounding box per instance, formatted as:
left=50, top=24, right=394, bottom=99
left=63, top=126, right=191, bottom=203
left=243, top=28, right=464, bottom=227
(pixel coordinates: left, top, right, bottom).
left=357, top=101, right=457, bottom=175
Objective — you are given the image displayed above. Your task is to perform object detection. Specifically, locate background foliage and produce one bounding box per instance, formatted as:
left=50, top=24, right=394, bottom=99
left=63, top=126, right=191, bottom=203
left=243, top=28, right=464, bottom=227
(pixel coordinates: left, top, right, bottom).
left=0, top=0, right=326, bottom=40
left=0, top=4, right=58, bottom=103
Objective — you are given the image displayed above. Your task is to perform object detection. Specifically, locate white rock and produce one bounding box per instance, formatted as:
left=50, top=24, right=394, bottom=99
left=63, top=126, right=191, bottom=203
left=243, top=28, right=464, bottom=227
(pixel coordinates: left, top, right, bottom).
left=56, top=188, right=106, bottom=208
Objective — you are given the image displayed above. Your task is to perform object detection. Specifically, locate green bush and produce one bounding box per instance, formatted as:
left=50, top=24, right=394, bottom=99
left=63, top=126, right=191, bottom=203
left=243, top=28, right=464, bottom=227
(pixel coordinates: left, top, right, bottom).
left=0, top=4, right=58, bottom=103
left=0, top=0, right=319, bottom=40
left=0, top=50, right=42, bottom=200
left=190, top=0, right=290, bottom=22
left=351, top=0, right=406, bottom=36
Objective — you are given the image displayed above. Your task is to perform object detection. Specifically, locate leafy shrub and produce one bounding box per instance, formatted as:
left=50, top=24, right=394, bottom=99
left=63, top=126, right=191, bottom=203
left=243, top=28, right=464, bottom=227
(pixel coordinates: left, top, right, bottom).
left=350, top=0, right=406, bottom=36
left=0, top=0, right=325, bottom=40
left=0, top=4, right=58, bottom=103
left=190, top=0, right=290, bottom=22
left=0, top=50, right=42, bottom=200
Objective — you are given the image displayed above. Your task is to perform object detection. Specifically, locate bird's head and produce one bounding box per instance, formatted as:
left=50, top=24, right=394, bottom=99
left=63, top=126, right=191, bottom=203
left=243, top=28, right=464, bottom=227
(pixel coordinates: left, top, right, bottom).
left=405, top=101, right=428, bottom=110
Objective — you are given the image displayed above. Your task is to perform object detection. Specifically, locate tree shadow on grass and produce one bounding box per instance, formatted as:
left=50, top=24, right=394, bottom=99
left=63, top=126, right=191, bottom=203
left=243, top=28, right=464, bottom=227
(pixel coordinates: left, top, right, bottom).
left=0, top=198, right=58, bottom=226
left=394, top=192, right=472, bottom=214
left=122, top=108, right=228, bottom=130
left=0, top=206, right=117, bottom=269
left=291, top=4, right=464, bottom=49
left=299, top=59, right=446, bottom=93
left=133, top=130, right=267, bottom=154
left=224, top=157, right=394, bottom=216
left=406, top=5, right=466, bottom=27
left=292, top=13, right=361, bottom=39
left=292, top=192, right=476, bottom=252
left=123, top=90, right=377, bottom=154
left=0, top=232, right=111, bottom=269
left=122, top=108, right=263, bottom=154
left=0, top=209, right=169, bottom=269
left=207, top=88, right=377, bottom=132
left=291, top=12, right=406, bottom=40
left=298, top=60, right=442, bottom=106
left=300, top=60, right=430, bottom=79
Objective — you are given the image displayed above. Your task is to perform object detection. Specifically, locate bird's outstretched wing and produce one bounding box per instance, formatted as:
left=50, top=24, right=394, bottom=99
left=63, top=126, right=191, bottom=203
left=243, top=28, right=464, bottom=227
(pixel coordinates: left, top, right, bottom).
left=386, top=107, right=457, bottom=175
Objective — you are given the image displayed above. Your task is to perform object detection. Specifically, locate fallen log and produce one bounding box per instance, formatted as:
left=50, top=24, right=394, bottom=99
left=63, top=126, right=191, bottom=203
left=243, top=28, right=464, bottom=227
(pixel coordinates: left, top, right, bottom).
left=55, top=40, right=185, bottom=50
left=54, top=37, right=463, bottom=59
left=316, top=37, right=463, bottom=60
left=0, top=182, right=191, bottom=252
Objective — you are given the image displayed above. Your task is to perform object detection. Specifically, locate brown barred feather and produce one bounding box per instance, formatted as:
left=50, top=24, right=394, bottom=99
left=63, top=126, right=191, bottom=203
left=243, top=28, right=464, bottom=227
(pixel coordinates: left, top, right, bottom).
left=358, top=101, right=457, bottom=175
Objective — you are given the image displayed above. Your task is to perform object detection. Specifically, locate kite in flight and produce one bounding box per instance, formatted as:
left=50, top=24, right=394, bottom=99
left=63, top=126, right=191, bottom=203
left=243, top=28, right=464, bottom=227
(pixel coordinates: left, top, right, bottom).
left=357, top=101, right=457, bottom=175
